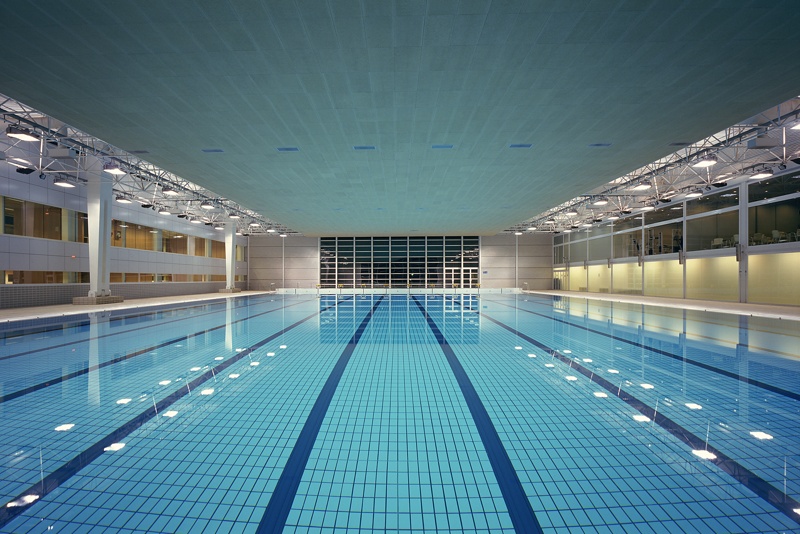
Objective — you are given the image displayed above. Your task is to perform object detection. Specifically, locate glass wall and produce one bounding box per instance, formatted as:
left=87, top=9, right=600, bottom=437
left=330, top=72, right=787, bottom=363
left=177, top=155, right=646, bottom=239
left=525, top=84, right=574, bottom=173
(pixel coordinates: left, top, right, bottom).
left=318, top=236, right=480, bottom=288
left=2, top=196, right=88, bottom=242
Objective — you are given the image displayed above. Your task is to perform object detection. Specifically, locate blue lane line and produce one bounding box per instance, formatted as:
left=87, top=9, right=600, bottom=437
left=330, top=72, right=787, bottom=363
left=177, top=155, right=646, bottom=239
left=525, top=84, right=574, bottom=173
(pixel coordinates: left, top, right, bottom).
left=481, top=312, right=800, bottom=527
left=411, top=296, right=543, bottom=534
left=0, top=298, right=339, bottom=529
left=0, top=298, right=319, bottom=404
left=256, top=296, right=384, bottom=534
left=485, top=296, right=800, bottom=403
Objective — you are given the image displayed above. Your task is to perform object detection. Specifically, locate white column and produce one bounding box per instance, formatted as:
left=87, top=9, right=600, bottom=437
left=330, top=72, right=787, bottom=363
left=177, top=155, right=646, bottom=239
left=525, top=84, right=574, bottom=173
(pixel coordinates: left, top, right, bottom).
left=85, top=155, right=113, bottom=297
left=225, top=223, right=236, bottom=289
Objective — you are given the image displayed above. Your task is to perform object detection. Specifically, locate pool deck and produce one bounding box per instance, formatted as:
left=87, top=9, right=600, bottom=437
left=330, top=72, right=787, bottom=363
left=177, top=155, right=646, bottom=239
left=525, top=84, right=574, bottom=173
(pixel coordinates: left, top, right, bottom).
left=525, top=290, right=800, bottom=321
left=0, top=289, right=798, bottom=323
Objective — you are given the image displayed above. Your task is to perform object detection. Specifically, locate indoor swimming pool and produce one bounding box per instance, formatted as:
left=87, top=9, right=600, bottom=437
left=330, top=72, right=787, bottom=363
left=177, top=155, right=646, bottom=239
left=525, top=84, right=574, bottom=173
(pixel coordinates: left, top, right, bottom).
left=0, top=293, right=798, bottom=533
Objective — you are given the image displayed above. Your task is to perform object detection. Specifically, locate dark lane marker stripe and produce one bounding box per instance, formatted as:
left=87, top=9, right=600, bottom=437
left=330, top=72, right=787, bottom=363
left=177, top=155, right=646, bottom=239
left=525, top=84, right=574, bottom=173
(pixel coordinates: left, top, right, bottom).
left=412, top=296, right=543, bottom=534
left=257, top=296, right=384, bottom=534
left=0, top=299, right=337, bottom=529
left=481, top=312, right=800, bottom=526
left=485, top=297, right=800, bottom=403
left=0, top=298, right=318, bottom=404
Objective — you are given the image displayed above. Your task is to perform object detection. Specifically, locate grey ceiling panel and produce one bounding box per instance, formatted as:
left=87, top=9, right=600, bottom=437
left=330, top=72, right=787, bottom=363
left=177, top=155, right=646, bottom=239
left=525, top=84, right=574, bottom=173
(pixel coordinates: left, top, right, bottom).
left=2, top=1, right=800, bottom=236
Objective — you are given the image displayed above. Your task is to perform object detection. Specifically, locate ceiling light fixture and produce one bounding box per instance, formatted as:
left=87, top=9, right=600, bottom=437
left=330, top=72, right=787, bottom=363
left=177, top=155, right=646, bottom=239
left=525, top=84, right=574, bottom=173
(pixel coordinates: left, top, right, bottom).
left=6, top=125, right=39, bottom=142
left=692, top=156, right=718, bottom=168
left=565, top=211, right=578, bottom=217
left=115, top=195, right=132, bottom=204
left=162, top=187, right=180, bottom=196
left=249, top=222, right=260, bottom=227
left=607, top=215, right=620, bottom=220
left=158, top=208, right=171, bottom=215
left=279, top=233, right=287, bottom=238
left=53, top=176, right=75, bottom=188
left=200, top=201, right=214, bottom=210
left=214, top=225, right=224, bottom=230
left=103, top=162, right=126, bottom=175
left=592, top=198, right=608, bottom=206
left=632, top=181, right=651, bottom=191
left=750, top=169, right=773, bottom=179
left=527, top=227, right=537, bottom=231
left=266, top=228, right=276, bottom=233
left=228, top=214, right=240, bottom=219
left=685, top=191, right=702, bottom=198
left=190, top=218, right=202, bottom=224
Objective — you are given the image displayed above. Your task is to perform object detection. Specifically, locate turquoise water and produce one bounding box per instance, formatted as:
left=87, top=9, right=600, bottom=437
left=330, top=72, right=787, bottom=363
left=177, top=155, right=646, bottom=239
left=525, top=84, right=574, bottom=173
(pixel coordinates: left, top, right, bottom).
left=0, top=293, right=798, bottom=533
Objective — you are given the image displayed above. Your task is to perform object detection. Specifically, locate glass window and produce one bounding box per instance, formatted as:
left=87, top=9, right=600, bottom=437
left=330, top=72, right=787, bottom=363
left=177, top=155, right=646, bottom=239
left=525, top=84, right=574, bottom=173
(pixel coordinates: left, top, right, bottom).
left=613, top=216, right=642, bottom=232
left=686, top=189, right=740, bottom=216
left=749, top=172, right=800, bottom=202
left=319, top=236, right=479, bottom=288
left=686, top=211, right=738, bottom=251
left=194, top=237, right=207, bottom=257
left=210, top=240, right=225, bottom=259
left=554, top=245, right=566, bottom=265
left=646, top=204, right=683, bottom=225
left=613, top=229, right=642, bottom=258
left=569, top=239, right=586, bottom=263
left=587, top=236, right=611, bottom=261
left=3, top=198, right=25, bottom=235
left=644, top=221, right=682, bottom=255
left=748, top=197, right=800, bottom=245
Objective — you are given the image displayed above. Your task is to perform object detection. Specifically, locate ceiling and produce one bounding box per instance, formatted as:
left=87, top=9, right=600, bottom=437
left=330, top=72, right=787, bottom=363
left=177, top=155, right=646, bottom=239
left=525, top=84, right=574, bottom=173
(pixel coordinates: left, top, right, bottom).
left=2, top=1, right=800, bottom=236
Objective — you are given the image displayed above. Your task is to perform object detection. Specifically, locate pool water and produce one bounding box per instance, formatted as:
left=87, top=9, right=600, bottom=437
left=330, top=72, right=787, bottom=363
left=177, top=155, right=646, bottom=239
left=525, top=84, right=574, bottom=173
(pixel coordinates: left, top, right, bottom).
left=0, top=293, right=798, bottom=533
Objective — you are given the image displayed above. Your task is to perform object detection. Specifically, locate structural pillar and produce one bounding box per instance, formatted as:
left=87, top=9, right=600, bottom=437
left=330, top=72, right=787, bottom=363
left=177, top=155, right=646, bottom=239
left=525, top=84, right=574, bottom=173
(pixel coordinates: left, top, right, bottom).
left=220, top=223, right=241, bottom=293
left=74, top=155, right=124, bottom=304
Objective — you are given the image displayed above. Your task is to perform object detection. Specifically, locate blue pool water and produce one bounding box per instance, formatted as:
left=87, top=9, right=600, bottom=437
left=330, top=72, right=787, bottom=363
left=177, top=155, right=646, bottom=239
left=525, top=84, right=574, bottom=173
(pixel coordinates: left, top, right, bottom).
left=0, top=293, right=798, bottom=533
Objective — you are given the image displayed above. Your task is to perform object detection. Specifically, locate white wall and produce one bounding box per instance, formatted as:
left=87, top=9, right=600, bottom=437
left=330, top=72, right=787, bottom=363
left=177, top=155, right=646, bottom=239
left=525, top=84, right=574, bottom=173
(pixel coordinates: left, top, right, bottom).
left=248, top=236, right=318, bottom=290
left=481, top=233, right=553, bottom=289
